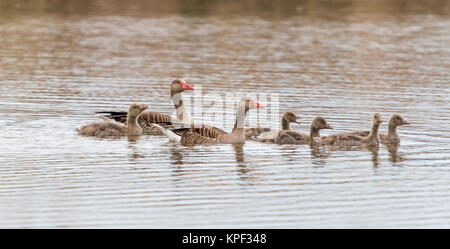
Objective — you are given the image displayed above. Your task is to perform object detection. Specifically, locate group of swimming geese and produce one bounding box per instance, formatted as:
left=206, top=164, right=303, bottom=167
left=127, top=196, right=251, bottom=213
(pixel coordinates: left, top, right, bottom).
left=77, top=79, right=409, bottom=147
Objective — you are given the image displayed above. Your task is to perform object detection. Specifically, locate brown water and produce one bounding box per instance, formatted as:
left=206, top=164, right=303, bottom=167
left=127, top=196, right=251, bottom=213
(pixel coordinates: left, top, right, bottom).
left=0, top=0, right=449, bottom=228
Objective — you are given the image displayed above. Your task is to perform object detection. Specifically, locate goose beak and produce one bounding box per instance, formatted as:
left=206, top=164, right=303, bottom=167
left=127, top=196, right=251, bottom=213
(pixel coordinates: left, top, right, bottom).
left=402, top=120, right=410, bottom=125
left=325, top=123, right=333, bottom=129
left=182, top=81, right=194, bottom=91
left=294, top=120, right=301, bottom=125
left=378, top=118, right=383, bottom=123
left=140, top=105, right=149, bottom=111
left=254, top=102, right=264, bottom=108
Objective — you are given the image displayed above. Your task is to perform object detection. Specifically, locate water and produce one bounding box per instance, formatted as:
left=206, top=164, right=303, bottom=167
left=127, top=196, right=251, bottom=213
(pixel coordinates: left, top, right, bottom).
left=0, top=0, right=449, bottom=228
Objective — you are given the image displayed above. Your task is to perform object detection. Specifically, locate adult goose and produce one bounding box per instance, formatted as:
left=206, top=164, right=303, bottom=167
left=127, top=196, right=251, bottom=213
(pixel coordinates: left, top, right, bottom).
left=154, top=97, right=263, bottom=145
left=97, top=79, right=227, bottom=137
left=78, top=103, right=148, bottom=137
left=348, top=114, right=409, bottom=144
left=96, top=79, right=194, bottom=135
left=258, top=115, right=332, bottom=145
left=320, top=113, right=383, bottom=147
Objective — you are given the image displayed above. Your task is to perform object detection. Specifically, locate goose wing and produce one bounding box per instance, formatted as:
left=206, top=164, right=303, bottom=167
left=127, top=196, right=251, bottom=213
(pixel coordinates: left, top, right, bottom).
left=166, top=123, right=228, bottom=138
left=275, top=131, right=309, bottom=144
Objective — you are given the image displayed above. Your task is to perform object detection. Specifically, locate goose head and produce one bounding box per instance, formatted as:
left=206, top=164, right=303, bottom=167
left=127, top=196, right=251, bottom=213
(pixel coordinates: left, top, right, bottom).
left=311, top=116, right=332, bottom=130
left=372, top=113, right=383, bottom=126
left=240, top=97, right=264, bottom=112
left=281, top=111, right=300, bottom=130
left=170, top=79, right=194, bottom=94
left=282, top=111, right=300, bottom=125
left=128, top=103, right=148, bottom=117
left=390, top=114, right=409, bottom=127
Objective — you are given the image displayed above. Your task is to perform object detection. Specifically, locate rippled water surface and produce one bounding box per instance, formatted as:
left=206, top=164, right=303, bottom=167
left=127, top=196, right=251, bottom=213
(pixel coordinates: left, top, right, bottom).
left=0, top=0, right=449, bottom=228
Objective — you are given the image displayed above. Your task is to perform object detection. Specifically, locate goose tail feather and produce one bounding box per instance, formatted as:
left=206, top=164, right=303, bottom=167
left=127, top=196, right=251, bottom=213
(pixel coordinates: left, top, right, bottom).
left=96, top=114, right=119, bottom=124
left=152, top=124, right=181, bottom=142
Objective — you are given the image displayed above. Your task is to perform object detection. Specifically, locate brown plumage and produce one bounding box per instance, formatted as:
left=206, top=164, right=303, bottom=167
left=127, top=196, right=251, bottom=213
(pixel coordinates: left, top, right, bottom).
left=170, top=97, right=263, bottom=145
left=321, top=113, right=383, bottom=147
left=345, top=114, right=409, bottom=144
left=169, top=125, right=228, bottom=138
left=265, top=116, right=332, bottom=145
left=78, top=104, right=148, bottom=137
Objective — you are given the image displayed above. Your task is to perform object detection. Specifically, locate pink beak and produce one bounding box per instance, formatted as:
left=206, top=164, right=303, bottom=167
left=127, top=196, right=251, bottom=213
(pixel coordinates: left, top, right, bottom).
left=254, top=101, right=264, bottom=108
left=402, top=120, right=410, bottom=125
left=182, top=81, right=194, bottom=91
left=140, top=105, right=149, bottom=111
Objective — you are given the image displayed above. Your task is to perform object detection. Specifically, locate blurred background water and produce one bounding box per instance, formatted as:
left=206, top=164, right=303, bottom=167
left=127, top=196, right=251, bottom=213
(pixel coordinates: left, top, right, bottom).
left=0, top=0, right=449, bottom=228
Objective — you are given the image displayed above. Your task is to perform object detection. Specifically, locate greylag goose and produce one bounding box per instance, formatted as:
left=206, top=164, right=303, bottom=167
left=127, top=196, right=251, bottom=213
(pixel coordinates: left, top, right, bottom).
left=348, top=114, right=409, bottom=144
left=154, top=97, right=263, bottom=145
left=321, top=113, right=383, bottom=147
left=261, top=116, right=332, bottom=145
left=244, top=111, right=300, bottom=141
left=78, top=104, right=148, bottom=137
left=97, top=79, right=227, bottom=137
left=97, top=79, right=192, bottom=134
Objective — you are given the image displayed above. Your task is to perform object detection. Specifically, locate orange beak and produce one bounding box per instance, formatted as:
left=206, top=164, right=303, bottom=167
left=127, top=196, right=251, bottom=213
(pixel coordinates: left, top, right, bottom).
left=254, top=101, right=264, bottom=108
left=182, top=81, right=194, bottom=91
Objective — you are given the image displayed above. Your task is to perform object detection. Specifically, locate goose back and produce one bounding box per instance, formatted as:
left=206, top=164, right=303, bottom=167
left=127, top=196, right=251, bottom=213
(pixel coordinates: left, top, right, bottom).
left=78, top=122, right=128, bottom=137
left=170, top=125, right=228, bottom=138
left=274, top=130, right=310, bottom=144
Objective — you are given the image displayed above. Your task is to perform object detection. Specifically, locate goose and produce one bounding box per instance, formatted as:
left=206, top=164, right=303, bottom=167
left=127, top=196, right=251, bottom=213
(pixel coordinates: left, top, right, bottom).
left=348, top=114, right=409, bottom=144
left=97, top=79, right=227, bottom=138
left=154, top=97, right=264, bottom=145
left=77, top=104, right=148, bottom=137
left=259, top=116, right=332, bottom=145
left=244, top=111, right=300, bottom=141
left=321, top=113, right=383, bottom=147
